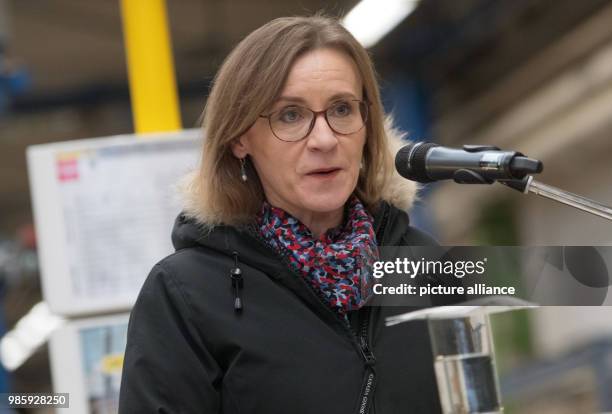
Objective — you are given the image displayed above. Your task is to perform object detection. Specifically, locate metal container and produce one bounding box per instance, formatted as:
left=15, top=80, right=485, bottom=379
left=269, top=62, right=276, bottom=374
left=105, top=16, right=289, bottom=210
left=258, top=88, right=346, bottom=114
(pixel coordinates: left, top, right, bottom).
left=428, top=313, right=503, bottom=414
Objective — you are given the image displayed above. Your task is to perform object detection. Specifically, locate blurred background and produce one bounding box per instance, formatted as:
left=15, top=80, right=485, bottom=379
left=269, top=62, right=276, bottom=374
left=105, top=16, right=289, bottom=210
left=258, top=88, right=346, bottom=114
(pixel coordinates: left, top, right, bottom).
left=1, top=0, right=611, bottom=412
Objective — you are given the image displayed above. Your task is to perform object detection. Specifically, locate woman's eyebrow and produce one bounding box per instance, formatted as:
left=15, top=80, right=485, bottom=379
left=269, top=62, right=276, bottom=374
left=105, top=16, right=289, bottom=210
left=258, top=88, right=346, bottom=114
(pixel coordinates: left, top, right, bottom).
left=275, top=92, right=360, bottom=105
left=328, top=92, right=359, bottom=101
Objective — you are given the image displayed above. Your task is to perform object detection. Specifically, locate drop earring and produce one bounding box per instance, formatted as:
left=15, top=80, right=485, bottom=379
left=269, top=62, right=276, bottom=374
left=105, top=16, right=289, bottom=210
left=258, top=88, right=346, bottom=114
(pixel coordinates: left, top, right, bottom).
left=240, top=157, right=248, bottom=182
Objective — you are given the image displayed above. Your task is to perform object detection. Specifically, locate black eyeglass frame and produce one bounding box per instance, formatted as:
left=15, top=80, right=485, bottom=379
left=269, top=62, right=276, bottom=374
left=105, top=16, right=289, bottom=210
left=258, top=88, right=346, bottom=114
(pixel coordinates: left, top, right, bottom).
left=258, top=99, right=370, bottom=142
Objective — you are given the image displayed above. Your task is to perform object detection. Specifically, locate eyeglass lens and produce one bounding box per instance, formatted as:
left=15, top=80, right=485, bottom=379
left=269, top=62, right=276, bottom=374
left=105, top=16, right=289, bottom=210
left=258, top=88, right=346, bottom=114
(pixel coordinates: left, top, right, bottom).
left=269, top=100, right=367, bottom=141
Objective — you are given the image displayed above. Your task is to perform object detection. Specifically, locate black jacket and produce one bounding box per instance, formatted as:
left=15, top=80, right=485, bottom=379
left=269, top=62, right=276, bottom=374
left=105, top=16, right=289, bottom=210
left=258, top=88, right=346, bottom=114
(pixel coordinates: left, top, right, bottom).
left=119, top=201, right=443, bottom=413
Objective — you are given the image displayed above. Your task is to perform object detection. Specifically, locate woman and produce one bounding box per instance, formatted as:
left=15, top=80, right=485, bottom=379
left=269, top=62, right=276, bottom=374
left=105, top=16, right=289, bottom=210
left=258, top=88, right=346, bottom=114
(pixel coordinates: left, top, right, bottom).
left=119, top=15, right=443, bottom=414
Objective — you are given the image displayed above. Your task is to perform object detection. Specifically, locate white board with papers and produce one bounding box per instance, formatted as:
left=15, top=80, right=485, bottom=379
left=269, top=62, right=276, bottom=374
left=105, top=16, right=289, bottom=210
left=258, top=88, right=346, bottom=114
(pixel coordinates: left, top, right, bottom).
left=27, top=130, right=200, bottom=316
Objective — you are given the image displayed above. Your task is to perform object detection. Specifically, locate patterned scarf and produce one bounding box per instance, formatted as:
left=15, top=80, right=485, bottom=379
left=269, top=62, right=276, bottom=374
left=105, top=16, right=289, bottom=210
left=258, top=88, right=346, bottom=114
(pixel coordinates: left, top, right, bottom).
left=256, top=195, right=379, bottom=316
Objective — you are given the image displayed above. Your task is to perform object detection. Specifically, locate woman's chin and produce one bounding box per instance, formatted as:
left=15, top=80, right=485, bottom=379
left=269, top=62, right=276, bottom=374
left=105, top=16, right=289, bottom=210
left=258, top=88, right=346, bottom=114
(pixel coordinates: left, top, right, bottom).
left=296, top=190, right=353, bottom=214
left=297, top=174, right=357, bottom=209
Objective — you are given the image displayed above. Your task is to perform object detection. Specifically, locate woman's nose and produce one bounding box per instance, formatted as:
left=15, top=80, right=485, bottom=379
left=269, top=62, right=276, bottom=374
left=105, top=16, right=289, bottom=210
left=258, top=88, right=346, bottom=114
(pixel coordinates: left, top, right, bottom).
left=306, top=113, right=338, bottom=151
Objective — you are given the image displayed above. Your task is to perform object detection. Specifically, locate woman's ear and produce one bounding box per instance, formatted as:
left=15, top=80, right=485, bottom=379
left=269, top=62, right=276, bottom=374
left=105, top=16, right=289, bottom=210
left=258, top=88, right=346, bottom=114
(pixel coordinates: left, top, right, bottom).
left=231, top=134, right=250, bottom=159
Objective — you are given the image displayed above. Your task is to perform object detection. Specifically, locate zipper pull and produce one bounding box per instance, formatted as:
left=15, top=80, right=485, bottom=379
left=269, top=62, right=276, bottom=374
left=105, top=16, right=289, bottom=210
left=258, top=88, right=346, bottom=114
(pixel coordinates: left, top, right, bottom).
left=360, top=336, right=376, bottom=366
left=230, top=251, right=244, bottom=312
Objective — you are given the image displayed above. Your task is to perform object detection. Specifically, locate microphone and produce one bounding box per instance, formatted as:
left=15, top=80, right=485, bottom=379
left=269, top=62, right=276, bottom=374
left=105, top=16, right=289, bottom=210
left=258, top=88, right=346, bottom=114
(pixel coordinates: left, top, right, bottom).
left=394, top=142, right=543, bottom=184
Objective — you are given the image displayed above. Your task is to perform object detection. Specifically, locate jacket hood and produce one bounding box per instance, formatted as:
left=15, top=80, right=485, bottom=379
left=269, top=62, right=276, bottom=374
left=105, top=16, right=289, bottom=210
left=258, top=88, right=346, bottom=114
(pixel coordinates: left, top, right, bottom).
left=172, top=200, right=411, bottom=255
left=170, top=187, right=446, bottom=319
left=170, top=196, right=435, bottom=314
left=376, top=119, right=419, bottom=211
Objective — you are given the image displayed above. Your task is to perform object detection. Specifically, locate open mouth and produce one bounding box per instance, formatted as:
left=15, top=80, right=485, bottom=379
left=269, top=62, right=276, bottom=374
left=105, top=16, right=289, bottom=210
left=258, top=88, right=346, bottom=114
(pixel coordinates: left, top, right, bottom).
left=307, top=168, right=341, bottom=177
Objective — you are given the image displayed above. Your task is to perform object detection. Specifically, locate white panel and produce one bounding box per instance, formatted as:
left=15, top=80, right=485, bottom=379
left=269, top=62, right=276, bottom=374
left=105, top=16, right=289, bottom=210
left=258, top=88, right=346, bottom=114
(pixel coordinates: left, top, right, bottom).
left=27, top=130, right=200, bottom=316
left=49, top=313, right=130, bottom=414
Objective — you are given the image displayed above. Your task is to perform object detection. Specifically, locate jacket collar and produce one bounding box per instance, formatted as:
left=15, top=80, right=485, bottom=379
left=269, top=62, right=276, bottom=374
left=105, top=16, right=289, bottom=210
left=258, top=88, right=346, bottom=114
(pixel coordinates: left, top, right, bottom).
left=172, top=199, right=405, bottom=257
left=171, top=199, right=409, bottom=321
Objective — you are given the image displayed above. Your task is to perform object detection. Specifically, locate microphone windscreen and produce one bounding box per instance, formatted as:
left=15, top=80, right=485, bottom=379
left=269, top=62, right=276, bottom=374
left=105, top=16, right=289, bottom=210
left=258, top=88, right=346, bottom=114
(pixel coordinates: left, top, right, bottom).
left=395, top=142, right=437, bottom=183
left=394, top=143, right=414, bottom=179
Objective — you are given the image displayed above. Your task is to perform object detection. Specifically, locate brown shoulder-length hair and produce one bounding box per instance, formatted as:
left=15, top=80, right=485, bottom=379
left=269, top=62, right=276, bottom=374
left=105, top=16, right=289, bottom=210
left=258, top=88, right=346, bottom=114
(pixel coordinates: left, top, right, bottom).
left=182, top=14, right=397, bottom=227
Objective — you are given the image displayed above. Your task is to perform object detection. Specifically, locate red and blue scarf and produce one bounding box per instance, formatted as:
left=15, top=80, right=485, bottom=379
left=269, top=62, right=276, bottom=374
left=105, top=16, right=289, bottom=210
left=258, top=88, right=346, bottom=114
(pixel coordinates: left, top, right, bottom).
left=256, top=195, right=379, bottom=317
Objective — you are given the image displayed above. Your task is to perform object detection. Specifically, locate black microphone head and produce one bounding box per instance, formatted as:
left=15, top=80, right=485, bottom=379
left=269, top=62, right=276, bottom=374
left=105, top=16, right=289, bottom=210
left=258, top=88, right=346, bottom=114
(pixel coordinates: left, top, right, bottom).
left=395, top=141, right=438, bottom=183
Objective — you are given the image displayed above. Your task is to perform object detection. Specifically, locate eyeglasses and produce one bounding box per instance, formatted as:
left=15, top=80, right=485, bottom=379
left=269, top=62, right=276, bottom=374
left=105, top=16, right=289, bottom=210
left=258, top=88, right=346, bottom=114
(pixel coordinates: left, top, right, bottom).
left=259, top=99, right=369, bottom=142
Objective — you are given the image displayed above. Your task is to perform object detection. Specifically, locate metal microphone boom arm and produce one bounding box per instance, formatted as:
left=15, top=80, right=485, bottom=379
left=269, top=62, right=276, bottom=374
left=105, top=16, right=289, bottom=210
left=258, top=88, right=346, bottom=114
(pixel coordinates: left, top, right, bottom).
left=499, top=176, right=612, bottom=222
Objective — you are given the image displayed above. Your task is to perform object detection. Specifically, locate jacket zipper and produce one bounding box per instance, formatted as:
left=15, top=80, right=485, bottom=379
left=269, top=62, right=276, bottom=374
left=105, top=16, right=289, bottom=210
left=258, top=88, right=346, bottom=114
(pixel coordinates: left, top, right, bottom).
left=357, top=201, right=390, bottom=414
left=357, top=306, right=376, bottom=414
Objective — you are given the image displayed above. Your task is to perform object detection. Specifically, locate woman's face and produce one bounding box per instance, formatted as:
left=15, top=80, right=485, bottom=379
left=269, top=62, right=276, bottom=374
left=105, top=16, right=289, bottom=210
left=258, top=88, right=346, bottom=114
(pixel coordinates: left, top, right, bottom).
left=233, top=47, right=366, bottom=219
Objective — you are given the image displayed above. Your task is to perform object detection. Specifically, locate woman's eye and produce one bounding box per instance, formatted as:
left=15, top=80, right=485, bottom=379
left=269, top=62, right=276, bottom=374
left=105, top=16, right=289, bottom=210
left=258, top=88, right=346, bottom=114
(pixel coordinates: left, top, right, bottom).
left=279, top=108, right=303, bottom=123
left=331, top=102, right=352, bottom=117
